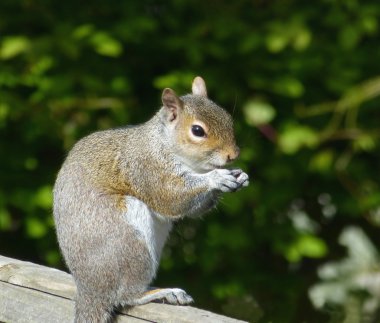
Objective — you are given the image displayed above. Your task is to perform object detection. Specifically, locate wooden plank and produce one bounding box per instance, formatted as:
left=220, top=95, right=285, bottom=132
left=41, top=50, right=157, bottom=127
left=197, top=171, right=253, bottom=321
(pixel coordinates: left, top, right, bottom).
left=0, top=255, right=75, bottom=299
left=0, top=281, right=74, bottom=323
left=0, top=255, right=247, bottom=323
left=0, top=281, right=147, bottom=323
left=121, top=303, right=247, bottom=323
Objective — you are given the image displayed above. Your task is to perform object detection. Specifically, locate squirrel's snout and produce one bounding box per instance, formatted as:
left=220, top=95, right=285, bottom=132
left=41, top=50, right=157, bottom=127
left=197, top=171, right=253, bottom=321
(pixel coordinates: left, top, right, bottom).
left=226, top=147, right=240, bottom=163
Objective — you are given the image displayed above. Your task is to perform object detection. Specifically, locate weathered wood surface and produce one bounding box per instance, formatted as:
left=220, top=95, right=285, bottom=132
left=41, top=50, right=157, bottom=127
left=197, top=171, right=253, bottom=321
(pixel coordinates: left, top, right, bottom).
left=0, top=255, right=247, bottom=323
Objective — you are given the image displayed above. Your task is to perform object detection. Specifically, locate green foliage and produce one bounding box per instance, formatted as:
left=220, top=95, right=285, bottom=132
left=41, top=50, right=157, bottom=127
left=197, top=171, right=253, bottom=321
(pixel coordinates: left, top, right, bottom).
left=310, top=227, right=380, bottom=322
left=1, top=1, right=380, bottom=322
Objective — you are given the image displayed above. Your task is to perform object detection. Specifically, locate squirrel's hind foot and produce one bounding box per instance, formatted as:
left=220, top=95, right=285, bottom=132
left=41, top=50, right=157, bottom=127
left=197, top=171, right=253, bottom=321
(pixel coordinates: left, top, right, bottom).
left=135, top=288, right=194, bottom=306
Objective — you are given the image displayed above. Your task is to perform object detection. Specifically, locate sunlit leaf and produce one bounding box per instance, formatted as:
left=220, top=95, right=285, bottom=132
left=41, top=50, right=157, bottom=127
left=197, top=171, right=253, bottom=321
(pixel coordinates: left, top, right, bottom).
left=45, top=250, right=62, bottom=265
left=30, top=56, right=55, bottom=76
left=293, top=28, right=312, bottom=51
left=212, top=282, right=244, bottom=299
left=0, top=36, right=30, bottom=60
left=285, top=234, right=328, bottom=262
left=90, top=32, right=123, bottom=57
left=279, top=124, right=319, bottom=154
left=72, top=24, right=95, bottom=39
left=0, top=103, right=9, bottom=125
left=25, top=217, right=48, bottom=238
left=273, top=77, right=304, bottom=98
left=35, top=186, right=53, bottom=209
left=266, top=33, right=288, bottom=53
left=0, top=208, right=11, bottom=230
left=353, top=134, right=376, bottom=152
left=243, top=100, right=276, bottom=126
left=361, top=16, right=378, bottom=34
left=309, top=150, right=334, bottom=173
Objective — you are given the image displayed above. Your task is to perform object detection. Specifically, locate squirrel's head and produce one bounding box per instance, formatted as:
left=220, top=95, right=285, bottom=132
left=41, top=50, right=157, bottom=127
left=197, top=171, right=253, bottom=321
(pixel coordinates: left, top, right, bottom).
left=160, top=76, right=240, bottom=173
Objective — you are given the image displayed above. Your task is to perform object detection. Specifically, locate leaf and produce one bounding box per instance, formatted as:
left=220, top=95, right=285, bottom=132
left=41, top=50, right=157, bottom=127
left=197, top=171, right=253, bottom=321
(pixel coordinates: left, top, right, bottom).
left=212, top=281, right=244, bottom=299
left=35, top=186, right=53, bottom=210
left=293, top=27, right=312, bottom=51
left=25, top=217, right=48, bottom=238
left=0, top=103, right=9, bottom=126
left=279, top=124, right=319, bottom=154
left=72, top=24, right=95, bottom=39
left=309, top=150, right=334, bottom=173
left=0, top=36, right=30, bottom=60
left=0, top=208, right=11, bottom=230
left=286, top=234, right=328, bottom=262
left=353, top=134, right=376, bottom=152
left=90, top=32, right=123, bottom=57
left=243, top=100, right=276, bottom=126
left=265, top=32, right=289, bottom=53
left=273, top=77, right=304, bottom=98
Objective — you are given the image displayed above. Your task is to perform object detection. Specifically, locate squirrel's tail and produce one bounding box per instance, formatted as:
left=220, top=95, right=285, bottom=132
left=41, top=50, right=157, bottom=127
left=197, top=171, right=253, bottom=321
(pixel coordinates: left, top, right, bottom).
left=74, top=292, right=113, bottom=323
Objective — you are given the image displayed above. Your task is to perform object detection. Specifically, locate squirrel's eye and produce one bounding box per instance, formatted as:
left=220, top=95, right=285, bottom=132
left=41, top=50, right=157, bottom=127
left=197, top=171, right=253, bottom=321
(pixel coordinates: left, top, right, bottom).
left=191, top=125, right=206, bottom=137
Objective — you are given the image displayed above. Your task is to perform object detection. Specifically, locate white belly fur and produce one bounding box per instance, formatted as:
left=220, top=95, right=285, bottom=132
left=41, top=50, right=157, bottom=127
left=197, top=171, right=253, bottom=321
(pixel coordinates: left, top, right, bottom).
left=125, top=196, right=173, bottom=272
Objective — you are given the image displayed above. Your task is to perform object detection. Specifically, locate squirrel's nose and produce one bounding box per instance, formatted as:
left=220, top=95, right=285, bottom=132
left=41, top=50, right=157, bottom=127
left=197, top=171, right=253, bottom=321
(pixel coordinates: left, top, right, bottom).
left=227, top=147, right=240, bottom=162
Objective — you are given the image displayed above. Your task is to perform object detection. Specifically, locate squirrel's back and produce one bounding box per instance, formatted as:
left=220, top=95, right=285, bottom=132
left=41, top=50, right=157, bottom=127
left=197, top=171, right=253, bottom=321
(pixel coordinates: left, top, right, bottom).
left=53, top=76, right=248, bottom=322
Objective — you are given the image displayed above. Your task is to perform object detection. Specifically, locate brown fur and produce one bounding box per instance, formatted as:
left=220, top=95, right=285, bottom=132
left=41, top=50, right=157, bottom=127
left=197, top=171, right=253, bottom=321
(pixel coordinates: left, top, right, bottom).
left=53, top=77, right=248, bottom=322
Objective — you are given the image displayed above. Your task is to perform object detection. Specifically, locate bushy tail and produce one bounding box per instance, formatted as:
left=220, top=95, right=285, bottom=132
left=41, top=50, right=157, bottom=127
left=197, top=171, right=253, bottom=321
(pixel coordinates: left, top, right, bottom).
left=74, top=293, right=113, bottom=323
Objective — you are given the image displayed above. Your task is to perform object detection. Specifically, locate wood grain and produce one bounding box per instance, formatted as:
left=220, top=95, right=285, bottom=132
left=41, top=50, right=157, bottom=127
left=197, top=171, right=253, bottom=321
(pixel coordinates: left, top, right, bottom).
left=0, top=255, right=246, bottom=323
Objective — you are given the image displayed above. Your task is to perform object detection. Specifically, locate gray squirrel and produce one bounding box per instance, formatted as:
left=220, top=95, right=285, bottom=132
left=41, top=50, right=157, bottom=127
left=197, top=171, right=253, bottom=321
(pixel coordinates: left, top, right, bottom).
left=53, top=76, right=249, bottom=322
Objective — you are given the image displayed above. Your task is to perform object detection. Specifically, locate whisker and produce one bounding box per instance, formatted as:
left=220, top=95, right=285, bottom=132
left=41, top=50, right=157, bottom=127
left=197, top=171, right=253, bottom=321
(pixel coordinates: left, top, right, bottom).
left=232, top=93, right=238, bottom=118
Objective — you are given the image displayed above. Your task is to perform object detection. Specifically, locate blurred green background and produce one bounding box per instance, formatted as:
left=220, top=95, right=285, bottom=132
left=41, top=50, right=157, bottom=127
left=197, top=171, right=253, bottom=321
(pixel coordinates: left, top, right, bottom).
left=1, top=1, right=380, bottom=322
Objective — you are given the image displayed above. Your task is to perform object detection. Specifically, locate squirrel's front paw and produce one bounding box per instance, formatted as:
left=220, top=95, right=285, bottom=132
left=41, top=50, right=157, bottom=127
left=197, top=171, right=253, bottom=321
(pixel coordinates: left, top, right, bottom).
left=208, top=169, right=249, bottom=193
left=232, top=169, right=249, bottom=189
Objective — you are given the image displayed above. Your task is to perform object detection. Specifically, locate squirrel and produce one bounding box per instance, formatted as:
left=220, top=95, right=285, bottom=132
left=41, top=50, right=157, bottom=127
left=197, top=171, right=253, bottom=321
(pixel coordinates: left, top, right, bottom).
left=53, top=76, right=249, bottom=323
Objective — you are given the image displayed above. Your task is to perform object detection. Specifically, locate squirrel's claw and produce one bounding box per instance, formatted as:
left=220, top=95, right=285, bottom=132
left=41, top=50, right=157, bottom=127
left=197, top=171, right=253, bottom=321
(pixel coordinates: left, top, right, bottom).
left=237, top=171, right=249, bottom=188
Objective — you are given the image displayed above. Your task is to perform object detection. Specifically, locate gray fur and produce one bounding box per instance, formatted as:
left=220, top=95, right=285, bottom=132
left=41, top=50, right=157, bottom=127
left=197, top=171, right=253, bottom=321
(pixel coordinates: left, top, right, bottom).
left=53, top=78, right=249, bottom=323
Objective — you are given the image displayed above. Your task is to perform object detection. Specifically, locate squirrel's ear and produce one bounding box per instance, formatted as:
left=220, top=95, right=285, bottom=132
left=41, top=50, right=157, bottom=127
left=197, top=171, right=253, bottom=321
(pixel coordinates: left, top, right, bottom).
left=192, top=76, right=208, bottom=97
left=162, top=88, right=183, bottom=122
